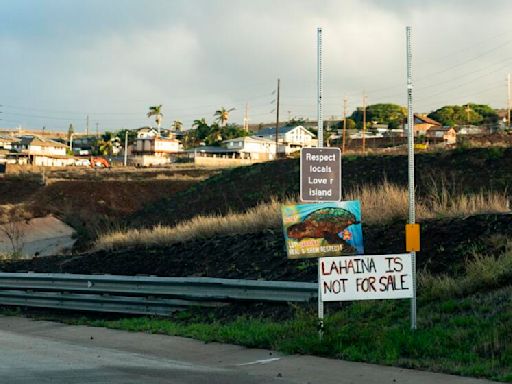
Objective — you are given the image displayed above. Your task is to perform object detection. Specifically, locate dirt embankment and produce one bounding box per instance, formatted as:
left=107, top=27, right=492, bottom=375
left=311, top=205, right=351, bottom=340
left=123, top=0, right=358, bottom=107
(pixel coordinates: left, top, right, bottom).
left=1, top=173, right=204, bottom=250
left=131, top=147, right=512, bottom=228
left=3, top=213, right=510, bottom=281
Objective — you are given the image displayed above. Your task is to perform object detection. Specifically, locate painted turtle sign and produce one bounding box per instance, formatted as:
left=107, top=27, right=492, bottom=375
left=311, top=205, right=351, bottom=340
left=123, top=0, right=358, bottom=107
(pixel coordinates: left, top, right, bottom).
left=300, top=147, right=341, bottom=202
left=281, top=201, right=364, bottom=259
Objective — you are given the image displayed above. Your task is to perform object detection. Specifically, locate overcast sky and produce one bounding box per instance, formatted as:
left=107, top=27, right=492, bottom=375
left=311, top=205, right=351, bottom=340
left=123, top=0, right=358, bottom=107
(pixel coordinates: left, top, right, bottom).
left=1, top=0, right=512, bottom=132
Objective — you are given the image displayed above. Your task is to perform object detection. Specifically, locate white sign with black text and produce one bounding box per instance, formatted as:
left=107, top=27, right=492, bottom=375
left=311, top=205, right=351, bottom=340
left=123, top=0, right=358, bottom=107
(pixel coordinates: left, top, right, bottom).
left=319, top=254, right=414, bottom=302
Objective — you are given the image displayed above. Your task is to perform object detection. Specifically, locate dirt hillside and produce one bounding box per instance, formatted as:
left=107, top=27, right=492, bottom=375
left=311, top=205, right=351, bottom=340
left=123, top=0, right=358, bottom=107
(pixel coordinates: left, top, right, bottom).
left=3, top=213, right=510, bottom=282
left=131, top=147, right=512, bottom=228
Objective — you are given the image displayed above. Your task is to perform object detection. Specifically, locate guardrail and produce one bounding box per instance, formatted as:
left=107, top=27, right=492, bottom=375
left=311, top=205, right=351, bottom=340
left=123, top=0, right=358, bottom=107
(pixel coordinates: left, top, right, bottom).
left=0, top=273, right=317, bottom=316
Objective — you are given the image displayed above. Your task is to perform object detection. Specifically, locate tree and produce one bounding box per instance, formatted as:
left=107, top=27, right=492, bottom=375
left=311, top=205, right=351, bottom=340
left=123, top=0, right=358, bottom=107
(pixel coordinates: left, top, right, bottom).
left=116, top=128, right=137, bottom=143
left=171, top=120, right=183, bottom=131
left=205, top=124, right=223, bottom=145
left=94, top=131, right=117, bottom=156
left=0, top=207, right=28, bottom=259
left=427, top=103, right=496, bottom=126
left=345, top=118, right=356, bottom=130
left=350, top=103, right=406, bottom=129
left=192, top=118, right=211, bottom=142
left=214, top=107, right=235, bottom=127
left=147, top=105, right=163, bottom=136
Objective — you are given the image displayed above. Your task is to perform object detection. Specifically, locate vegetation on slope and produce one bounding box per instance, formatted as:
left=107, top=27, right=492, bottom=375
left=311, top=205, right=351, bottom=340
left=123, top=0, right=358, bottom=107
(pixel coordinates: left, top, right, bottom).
left=98, top=182, right=509, bottom=250
left=130, top=147, right=512, bottom=228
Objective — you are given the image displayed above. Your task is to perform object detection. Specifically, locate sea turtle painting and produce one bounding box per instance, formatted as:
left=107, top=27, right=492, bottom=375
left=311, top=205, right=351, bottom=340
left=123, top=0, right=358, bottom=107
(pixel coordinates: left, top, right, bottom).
left=286, top=207, right=360, bottom=245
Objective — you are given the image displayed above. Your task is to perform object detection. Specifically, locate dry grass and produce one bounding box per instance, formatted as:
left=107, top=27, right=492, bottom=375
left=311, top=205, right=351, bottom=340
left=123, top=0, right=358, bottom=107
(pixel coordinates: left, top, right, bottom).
left=95, top=198, right=285, bottom=250
left=348, top=179, right=509, bottom=223
left=419, top=238, right=512, bottom=300
left=95, top=182, right=510, bottom=250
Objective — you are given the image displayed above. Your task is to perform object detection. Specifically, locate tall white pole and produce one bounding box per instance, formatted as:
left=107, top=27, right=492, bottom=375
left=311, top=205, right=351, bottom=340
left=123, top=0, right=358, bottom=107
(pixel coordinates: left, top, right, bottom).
left=316, top=26, right=324, bottom=339
left=124, top=131, right=128, bottom=167
left=406, top=26, right=417, bottom=330
left=317, top=27, right=323, bottom=148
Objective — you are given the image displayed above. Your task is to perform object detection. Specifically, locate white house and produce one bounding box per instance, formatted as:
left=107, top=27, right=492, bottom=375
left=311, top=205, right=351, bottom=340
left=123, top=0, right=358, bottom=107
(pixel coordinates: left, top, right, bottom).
left=222, top=136, right=278, bottom=160
left=10, top=136, right=73, bottom=167
left=254, top=125, right=316, bottom=154
left=27, top=138, right=67, bottom=157
left=132, top=135, right=181, bottom=167
left=0, top=136, right=16, bottom=150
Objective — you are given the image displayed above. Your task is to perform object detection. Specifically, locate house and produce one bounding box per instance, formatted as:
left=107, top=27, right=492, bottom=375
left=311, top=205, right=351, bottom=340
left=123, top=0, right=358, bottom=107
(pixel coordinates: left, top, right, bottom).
left=405, top=114, right=441, bottom=137
left=222, top=136, right=278, bottom=160
left=254, top=125, right=316, bottom=154
left=11, top=136, right=73, bottom=167
left=26, top=137, right=68, bottom=157
left=131, top=133, right=181, bottom=167
left=0, top=136, right=16, bottom=150
left=456, top=125, right=487, bottom=135
left=426, top=127, right=457, bottom=145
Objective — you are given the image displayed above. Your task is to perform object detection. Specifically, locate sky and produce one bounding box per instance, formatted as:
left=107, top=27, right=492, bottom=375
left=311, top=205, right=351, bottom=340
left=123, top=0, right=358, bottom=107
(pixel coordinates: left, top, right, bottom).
left=1, top=0, right=512, bottom=132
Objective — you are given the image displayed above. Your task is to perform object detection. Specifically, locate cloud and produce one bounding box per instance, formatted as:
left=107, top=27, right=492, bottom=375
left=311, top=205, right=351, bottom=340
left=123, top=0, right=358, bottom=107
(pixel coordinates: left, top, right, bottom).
left=1, top=0, right=512, bottom=131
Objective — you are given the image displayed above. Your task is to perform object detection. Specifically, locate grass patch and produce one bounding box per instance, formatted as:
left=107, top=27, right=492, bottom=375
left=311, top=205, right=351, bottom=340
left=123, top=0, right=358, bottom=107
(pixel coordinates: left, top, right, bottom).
left=420, top=239, right=512, bottom=300
left=95, top=181, right=510, bottom=250
left=17, top=285, right=511, bottom=382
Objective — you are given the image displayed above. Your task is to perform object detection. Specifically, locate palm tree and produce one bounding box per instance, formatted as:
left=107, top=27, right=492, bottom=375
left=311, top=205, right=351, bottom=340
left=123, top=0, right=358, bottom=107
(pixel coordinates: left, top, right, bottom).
left=147, top=105, right=163, bottom=136
left=171, top=120, right=183, bottom=131
left=192, top=118, right=208, bottom=129
left=214, top=107, right=235, bottom=127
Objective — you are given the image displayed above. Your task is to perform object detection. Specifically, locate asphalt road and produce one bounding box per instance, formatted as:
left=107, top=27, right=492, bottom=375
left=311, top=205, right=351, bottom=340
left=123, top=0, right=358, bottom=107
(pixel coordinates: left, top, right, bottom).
left=0, top=315, right=499, bottom=384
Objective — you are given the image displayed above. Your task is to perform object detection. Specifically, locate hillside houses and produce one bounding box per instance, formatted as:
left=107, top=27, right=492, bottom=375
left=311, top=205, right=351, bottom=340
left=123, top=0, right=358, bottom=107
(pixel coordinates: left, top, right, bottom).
left=254, top=125, right=317, bottom=155
left=7, top=136, right=75, bottom=166
left=131, top=127, right=182, bottom=167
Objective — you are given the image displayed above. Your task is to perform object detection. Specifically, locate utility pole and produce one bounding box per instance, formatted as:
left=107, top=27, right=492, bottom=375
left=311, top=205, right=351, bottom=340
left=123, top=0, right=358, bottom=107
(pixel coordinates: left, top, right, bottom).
left=342, top=97, right=347, bottom=153
left=362, top=93, right=367, bottom=154
left=86, top=115, right=90, bottom=136
left=243, top=102, right=249, bottom=132
left=275, top=78, right=280, bottom=158
left=507, top=73, right=511, bottom=130
left=124, top=130, right=128, bottom=167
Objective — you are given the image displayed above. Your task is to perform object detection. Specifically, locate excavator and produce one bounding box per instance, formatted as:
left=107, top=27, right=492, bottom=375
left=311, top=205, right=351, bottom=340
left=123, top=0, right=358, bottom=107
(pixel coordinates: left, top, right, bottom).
left=90, top=157, right=111, bottom=168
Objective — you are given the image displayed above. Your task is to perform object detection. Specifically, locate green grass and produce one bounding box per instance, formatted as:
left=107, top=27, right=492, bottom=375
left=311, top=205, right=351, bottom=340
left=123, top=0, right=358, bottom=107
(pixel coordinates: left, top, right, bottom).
left=14, top=284, right=511, bottom=382
left=3, top=246, right=512, bottom=381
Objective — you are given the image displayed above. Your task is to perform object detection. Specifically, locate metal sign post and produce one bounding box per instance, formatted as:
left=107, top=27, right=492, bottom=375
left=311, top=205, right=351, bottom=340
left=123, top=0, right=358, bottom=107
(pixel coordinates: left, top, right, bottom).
left=316, top=26, right=325, bottom=339
left=406, top=26, right=417, bottom=330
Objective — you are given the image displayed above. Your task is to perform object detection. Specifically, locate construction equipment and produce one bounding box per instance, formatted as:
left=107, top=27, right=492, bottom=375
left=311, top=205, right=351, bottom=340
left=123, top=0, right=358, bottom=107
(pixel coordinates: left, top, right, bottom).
left=90, top=157, right=111, bottom=168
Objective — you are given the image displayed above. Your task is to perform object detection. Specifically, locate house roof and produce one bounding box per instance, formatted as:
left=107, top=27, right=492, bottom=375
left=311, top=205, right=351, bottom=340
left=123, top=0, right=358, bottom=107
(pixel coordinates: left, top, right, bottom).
left=255, top=125, right=315, bottom=137
left=185, top=146, right=236, bottom=154
left=414, top=114, right=441, bottom=126
left=30, top=138, right=68, bottom=148
left=223, top=136, right=277, bottom=144
left=137, top=126, right=156, bottom=132
left=15, top=136, right=68, bottom=148
left=0, top=136, right=16, bottom=143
